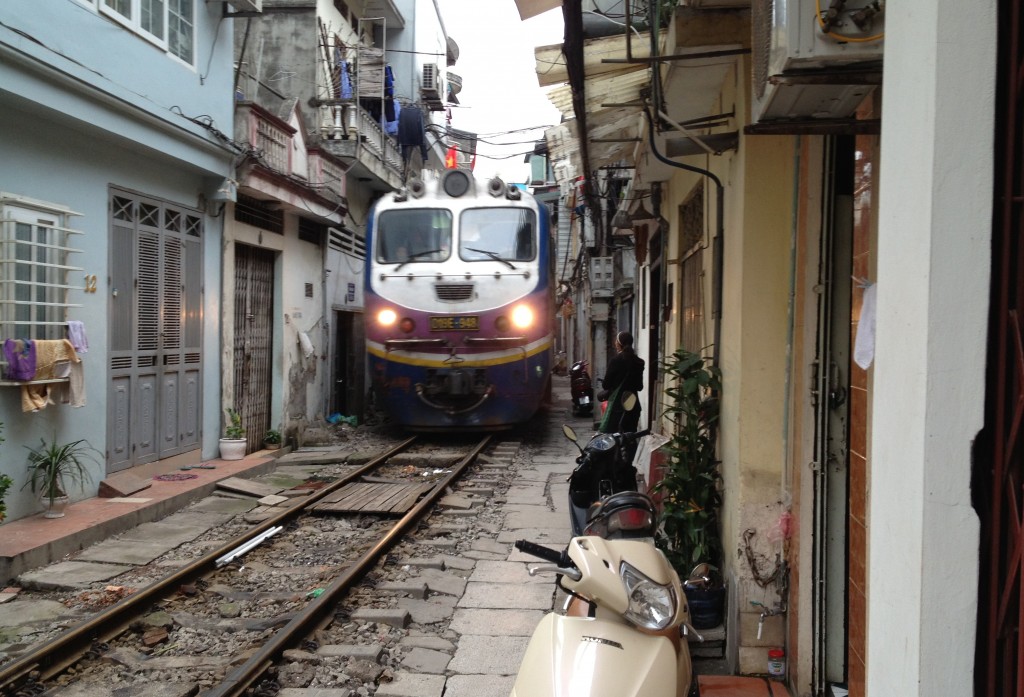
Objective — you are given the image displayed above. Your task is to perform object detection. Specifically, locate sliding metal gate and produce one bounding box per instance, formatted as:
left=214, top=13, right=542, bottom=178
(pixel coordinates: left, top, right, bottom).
left=233, top=244, right=274, bottom=454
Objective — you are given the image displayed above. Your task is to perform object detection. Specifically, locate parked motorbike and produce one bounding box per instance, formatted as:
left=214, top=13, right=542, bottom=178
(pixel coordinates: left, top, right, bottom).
left=569, top=359, right=594, bottom=416
left=510, top=494, right=697, bottom=697
left=564, top=391, right=650, bottom=537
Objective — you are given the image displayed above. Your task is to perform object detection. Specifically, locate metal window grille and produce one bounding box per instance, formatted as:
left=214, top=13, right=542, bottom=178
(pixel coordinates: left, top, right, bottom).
left=235, top=194, right=284, bottom=234
left=328, top=227, right=366, bottom=260
left=0, top=194, right=84, bottom=342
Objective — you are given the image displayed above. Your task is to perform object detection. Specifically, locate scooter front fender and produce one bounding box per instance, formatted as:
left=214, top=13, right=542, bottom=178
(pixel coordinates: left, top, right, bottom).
left=510, top=613, right=680, bottom=697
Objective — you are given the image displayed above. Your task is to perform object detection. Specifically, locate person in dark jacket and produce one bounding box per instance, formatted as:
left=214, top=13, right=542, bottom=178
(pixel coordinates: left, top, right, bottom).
left=597, top=331, right=645, bottom=433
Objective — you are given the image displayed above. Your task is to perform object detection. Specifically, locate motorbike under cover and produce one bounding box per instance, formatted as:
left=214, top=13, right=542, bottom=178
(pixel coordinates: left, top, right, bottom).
left=510, top=613, right=680, bottom=697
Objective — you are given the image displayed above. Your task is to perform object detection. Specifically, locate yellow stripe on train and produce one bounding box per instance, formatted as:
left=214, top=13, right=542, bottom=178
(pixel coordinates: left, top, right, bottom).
left=367, top=337, right=553, bottom=369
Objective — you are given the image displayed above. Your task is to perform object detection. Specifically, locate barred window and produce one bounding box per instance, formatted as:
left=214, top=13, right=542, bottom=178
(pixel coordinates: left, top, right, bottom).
left=0, top=194, right=84, bottom=341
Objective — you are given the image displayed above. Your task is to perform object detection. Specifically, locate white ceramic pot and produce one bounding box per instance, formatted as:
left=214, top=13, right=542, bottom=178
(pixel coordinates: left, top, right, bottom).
left=42, top=494, right=70, bottom=519
left=219, top=438, right=247, bottom=461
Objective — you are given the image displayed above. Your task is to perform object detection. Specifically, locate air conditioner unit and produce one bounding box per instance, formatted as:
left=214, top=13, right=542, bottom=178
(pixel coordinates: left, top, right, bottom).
left=421, top=63, right=442, bottom=101
left=226, top=0, right=262, bottom=12
left=751, top=0, right=883, bottom=123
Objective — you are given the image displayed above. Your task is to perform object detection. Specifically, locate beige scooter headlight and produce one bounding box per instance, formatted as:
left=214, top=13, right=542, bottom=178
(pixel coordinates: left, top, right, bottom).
left=620, top=561, right=678, bottom=630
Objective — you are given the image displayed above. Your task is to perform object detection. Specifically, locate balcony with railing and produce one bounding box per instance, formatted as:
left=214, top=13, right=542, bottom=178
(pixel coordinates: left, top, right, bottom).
left=235, top=102, right=294, bottom=175
left=316, top=101, right=403, bottom=190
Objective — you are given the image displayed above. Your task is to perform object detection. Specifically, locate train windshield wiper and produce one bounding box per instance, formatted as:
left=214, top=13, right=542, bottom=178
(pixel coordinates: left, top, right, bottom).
left=464, top=247, right=516, bottom=270
left=394, top=249, right=444, bottom=271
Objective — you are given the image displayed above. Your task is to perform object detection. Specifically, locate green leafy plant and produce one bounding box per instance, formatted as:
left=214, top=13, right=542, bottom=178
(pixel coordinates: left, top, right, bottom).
left=23, top=436, right=97, bottom=505
left=264, top=429, right=281, bottom=445
left=224, top=409, right=246, bottom=439
left=653, top=348, right=723, bottom=571
left=0, top=473, right=12, bottom=522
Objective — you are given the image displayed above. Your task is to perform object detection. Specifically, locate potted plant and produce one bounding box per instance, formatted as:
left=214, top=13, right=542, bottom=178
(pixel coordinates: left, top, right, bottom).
left=653, top=348, right=726, bottom=628
left=263, top=428, right=282, bottom=450
left=23, top=436, right=97, bottom=518
left=218, top=408, right=247, bottom=461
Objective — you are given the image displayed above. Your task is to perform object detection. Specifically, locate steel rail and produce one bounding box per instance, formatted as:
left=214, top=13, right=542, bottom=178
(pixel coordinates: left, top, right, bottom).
left=203, top=434, right=493, bottom=697
left=0, top=436, right=418, bottom=693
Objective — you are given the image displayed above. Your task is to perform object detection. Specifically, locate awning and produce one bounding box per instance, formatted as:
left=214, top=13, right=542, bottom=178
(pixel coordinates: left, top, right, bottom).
left=514, top=0, right=561, bottom=20
left=542, top=37, right=742, bottom=181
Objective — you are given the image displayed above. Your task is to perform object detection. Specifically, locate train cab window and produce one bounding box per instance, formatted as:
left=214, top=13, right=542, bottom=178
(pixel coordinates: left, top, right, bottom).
left=376, top=209, right=452, bottom=263
left=459, top=208, right=536, bottom=262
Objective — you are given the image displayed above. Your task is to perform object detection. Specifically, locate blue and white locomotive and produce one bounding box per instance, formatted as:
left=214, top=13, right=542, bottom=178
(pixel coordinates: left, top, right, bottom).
left=365, top=169, right=555, bottom=431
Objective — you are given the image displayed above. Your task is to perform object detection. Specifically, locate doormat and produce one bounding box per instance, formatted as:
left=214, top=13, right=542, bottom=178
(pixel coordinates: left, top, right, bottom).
left=154, top=473, right=199, bottom=481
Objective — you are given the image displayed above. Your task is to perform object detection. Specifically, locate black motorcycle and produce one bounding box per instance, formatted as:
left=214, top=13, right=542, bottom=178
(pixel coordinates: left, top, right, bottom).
left=563, top=392, right=650, bottom=536
left=569, top=359, right=594, bottom=417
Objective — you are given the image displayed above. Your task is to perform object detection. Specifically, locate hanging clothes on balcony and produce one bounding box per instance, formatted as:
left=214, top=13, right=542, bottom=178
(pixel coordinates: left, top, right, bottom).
left=384, top=65, right=396, bottom=122
left=3, top=338, right=36, bottom=381
left=339, top=59, right=353, bottom=100
left=384, top=99, right=400, bottom=136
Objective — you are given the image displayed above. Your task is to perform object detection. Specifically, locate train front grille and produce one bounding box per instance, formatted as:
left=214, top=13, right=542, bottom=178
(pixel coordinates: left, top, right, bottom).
left=435, top=283, right=475, bottom=302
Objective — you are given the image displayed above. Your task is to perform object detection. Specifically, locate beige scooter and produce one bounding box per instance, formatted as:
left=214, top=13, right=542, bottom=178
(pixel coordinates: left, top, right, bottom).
left=511, top=518, right=697, bottom=696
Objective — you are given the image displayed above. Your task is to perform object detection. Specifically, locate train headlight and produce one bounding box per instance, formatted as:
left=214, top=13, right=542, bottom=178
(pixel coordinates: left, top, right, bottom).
left=511, top=304, right=534, bottom=329
left=495, top=316, right=511, bottom=332
left=399, top=317, right=416, bottom=333
left=377, top=309, right=398, bottom=327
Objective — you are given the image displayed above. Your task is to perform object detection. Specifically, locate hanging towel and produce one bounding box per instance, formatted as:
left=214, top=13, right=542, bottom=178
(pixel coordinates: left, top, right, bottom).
left=853, top=282, right=877, bottom=370
left=21, top=339, right=80, bottom=412
left=67, top=320, right=89, bottom=354
left=298, top=331, right=315, bottom=358
left=3, top=338, right=36, bottom=380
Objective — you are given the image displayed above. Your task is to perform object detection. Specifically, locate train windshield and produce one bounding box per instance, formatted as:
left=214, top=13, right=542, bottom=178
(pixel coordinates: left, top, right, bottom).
left=376, top=209, right=453, bottom=263
left=459, top=208, right=536, bottom=262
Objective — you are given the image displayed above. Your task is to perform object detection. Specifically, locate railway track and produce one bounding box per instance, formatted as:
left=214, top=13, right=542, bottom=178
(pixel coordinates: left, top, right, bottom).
left=0, top=433, right=515, bottom=697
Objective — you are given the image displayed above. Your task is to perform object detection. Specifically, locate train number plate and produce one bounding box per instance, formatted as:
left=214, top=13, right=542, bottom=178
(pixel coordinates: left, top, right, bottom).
left=430, top=315, right=479, bottom=331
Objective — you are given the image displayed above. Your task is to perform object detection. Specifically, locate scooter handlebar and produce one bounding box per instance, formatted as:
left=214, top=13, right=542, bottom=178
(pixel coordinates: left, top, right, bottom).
left=515, top=540, right=567, bottom=565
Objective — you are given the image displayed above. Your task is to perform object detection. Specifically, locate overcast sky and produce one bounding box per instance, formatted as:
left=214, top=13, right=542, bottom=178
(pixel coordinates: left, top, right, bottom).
left=437, top=0, right=564, bottom=183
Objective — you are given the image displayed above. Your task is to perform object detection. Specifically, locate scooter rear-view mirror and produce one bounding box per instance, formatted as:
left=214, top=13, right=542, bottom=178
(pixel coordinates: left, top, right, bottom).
left=562, top=424, right=579, bottom=442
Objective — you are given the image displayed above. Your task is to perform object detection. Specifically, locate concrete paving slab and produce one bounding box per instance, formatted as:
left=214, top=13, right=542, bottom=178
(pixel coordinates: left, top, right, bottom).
left=456, top=581, right=555, bottom=610
left=274, top=450, right=352, bottom=466
left=216, top=477, right=283, bottom=498
left=399, top=635, right=455, bottom=652
left=468, top=560, right=547, bottom=585
left=186, top=496, right=258, bottom=515
left=317, top=644, right=385, bottom=661
left=444, top=674, right=518, bottom=697
left=502, top=509, right=569, bottom=530
left=374, top=672, right=445, bottom=697
left=18, top=561, right=136, bottom=590
left=278, top=689, right=352, bottom=697
left=0, top=598, right=73, bottom=628
left=413, top=568, right=466, bottom=597
left=495, top=528, right=570, bottom=548
left=469, top=539, right=510, bottom=555
left=447, top=634, right=531, bottom=674
left=401, top=646, right=451, bottom=673
left=76, top=538, right=179, bottom=565
left=449, top=608, right=545, bottom=637
left=397, top=595, right=457, bottom=625
left=121, top=514, right=232, bottom=544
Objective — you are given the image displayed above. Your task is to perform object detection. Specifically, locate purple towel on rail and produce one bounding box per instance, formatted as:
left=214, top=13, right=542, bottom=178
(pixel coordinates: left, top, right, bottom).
left=3, top=338, right=36, bottom=380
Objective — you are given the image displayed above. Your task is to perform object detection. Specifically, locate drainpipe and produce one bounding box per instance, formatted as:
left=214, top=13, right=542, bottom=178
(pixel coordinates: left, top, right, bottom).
left=643, top=109, right=725, bottom=370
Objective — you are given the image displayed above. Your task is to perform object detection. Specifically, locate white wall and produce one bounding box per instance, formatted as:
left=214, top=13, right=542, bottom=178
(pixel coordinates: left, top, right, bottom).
left=869, top=1, right=995, bottom=694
